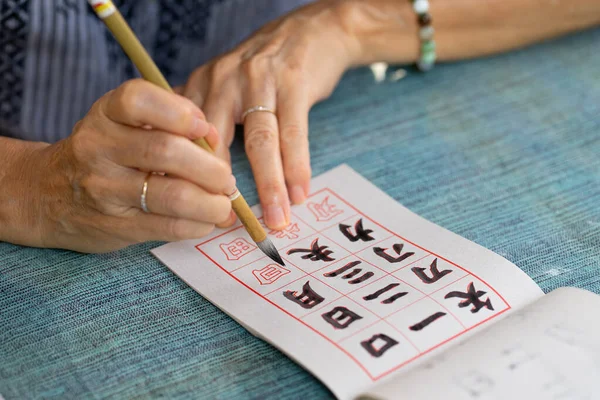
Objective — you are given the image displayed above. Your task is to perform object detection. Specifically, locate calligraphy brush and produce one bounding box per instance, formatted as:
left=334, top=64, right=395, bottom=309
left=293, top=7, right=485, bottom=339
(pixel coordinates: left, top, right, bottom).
left=88, top=0, right=285, bottom=266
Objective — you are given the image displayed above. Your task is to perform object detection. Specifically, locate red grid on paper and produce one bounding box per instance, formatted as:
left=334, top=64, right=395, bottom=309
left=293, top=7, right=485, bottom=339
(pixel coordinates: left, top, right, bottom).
left=195, top=188, right=511, bottom=381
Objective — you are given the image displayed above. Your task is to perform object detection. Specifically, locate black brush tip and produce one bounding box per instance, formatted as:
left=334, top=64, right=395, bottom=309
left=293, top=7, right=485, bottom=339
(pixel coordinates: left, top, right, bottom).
left=257, top=238, right=285, bottom=266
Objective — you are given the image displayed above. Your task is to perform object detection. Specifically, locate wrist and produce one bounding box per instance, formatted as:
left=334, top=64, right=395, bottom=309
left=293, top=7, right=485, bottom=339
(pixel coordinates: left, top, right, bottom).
left=0, top=139, right=51, bottom=247
left=334, top=0, right=420, bottom=66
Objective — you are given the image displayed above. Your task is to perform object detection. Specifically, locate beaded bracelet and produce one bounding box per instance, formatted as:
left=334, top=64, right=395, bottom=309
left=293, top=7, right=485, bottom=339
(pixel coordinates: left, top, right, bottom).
left=410, top=0, right=436, bottom=71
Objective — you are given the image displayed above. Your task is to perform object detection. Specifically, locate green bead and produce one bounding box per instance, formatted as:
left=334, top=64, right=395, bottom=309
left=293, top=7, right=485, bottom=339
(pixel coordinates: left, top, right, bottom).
left=420, top=50, right=437, bottom=65
left=421, top=40, right=436, bottom=54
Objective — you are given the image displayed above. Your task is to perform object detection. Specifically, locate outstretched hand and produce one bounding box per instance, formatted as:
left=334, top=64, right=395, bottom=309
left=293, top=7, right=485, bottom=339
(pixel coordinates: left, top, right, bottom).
left=182, top=1, right=361, bottom=229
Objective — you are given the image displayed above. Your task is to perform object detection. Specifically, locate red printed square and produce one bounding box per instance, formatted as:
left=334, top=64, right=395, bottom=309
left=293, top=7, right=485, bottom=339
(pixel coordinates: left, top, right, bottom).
left=302, top=297, right=378, bottom=343
left=321, top=215, right=392, bottom=254
left=282, top=236, right=350, bottom=274
left=232, top=260, right=306, bottom=296
left=392, top=256, right=467, bottom=295
left=293, top=190, right=358, bottom=230
left=386, top=297, right=464, bottom=352
left=196, top=227, right=263, bottom=272
left=429, top=275, right=509, bottom=329
left=317, top=257, right=386, bottom=295
left=339, top=321, right=419, bottom=379
left=357, top=237, right=431, bottom=273
left=266, top=278, right=342, bottom=319
left=348, top=275, right=425, bottom=318
left=262, top=217, right=317, bottom=251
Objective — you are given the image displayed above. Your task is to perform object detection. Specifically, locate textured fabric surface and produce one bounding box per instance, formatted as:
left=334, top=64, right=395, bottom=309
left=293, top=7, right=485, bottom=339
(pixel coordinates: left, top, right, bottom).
left=1, top=28, right=600, bottom=399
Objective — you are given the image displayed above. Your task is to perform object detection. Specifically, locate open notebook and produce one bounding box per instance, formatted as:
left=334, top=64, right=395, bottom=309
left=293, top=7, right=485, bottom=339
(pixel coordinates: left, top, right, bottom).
left=152, top=165, right=600, bottom=400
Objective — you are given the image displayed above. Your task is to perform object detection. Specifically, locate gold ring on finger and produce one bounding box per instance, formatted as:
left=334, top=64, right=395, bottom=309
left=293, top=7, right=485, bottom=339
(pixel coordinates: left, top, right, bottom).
left=140, top=172, right=153, bottom=213
left=241, top=105, right=276, bottom=122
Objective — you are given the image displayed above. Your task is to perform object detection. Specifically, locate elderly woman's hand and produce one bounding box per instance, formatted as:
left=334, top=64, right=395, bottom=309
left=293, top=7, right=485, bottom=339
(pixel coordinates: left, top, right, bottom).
left=1, top=79, right=235, bottom=253
left=182, top=0, right=362, bottom=229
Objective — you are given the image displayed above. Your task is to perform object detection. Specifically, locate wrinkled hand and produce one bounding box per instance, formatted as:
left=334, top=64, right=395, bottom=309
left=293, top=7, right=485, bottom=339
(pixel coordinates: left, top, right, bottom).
left=182, top=1, right=360, bottom=229
left=6, top=79, right=236, bottom=253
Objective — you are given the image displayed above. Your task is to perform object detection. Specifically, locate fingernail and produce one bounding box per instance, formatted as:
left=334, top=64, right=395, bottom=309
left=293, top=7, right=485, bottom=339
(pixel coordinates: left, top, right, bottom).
left=190, top=117, right=209, bottom=139
left=289, top=185, right=306, bottom=205
left=226, top=175, right=237, bottom=195
left=265, top=204, right=287, bottom=229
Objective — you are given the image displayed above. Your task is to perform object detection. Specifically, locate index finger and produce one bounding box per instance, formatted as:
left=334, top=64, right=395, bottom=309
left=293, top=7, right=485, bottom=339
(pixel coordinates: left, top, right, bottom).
left=244, top=111, right=290, bottom=230
left=101, top=79, right=209, bottom=140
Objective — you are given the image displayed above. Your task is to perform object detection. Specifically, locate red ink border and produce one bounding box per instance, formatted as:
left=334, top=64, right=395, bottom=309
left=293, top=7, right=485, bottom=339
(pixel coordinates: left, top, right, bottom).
left=194, top=188, right=511, bottom=381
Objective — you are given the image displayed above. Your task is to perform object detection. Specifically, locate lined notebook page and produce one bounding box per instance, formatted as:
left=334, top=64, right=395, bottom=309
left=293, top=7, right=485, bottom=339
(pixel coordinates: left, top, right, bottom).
left=361, top=287, right=600, bottom=400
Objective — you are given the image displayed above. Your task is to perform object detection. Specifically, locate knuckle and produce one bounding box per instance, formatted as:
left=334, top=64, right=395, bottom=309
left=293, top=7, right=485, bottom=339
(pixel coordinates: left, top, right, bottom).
left=283, top=61, right=304, bottom=80
left=143, top=134, right=179, bottom=164
left=72, top=119, right=85, bottom=134
left=334, top=1, right=361, bottom=33
left=77, top=174, right=108, bottom=207
left=285, top=163, right=311, bottom=182
left=183, top=98, right=204, bottom=119
left=260, top=36, right=285, bottom=56
left=283, top=66, right=308, bottom=90
left=244, top=125, right=278, bottom=153
left=166, top=219, right=191, bottom=241
left=213, top=196, right=232, bottom=223
left=186, top=67, right=205, bottom=91
left=87, top=96, right=105, bottom=117
left=204, top=60, right=237, bottom=95
left=70, top=129, right=96, bottom=162
left=114, top=79, right=146, bottom=112
left=241, top=56, right=270, bottom=78
left=162, top=182, right=192, bottom=213
left=257, top=181, right=284, bottom=197
left=212, top=54, right=238, bottom=79
left=279, top=122, right=306, bottom=145
left=167, top=219, right=214, bottom=241
left=212, top=159, right=232, bottom=180
left=198, top=223, right=216, bottom=238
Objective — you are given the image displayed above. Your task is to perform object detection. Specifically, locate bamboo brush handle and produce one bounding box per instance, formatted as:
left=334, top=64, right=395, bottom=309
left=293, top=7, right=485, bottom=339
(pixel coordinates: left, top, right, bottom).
left=100, top=6, right=213, bottom=152
left=229, top=191, right=267, bottom=243
left=89, top=0, right=267, bottom=243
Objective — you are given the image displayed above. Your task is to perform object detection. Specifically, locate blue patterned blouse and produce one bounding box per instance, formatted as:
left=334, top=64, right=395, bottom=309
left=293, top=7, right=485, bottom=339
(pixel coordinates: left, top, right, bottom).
left=0, top=0, right=311, bottom=143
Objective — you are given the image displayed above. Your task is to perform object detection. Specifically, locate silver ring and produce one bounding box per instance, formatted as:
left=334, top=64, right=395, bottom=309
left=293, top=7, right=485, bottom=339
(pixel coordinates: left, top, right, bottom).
left=241, top=105, right=276, bottom=122
left=140, top=172, right=152, bottom=213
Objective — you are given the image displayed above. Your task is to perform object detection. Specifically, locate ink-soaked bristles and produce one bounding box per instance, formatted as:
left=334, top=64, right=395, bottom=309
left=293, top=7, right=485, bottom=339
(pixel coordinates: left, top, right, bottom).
left=257, top=238, right=285, bottom=266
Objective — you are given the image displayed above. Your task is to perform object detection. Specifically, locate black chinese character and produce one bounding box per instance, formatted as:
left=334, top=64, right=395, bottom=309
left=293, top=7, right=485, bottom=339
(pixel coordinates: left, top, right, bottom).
left=362, top=283, right=408, bottom=304
left=409, top=311, right=447, bottom=331
left=287, top=238, right=335, bottom=262
left=323, top=260, right=374, bottom=284
left=373, top=243, right=415, bottom=263
left=411, top=258, right=452, bottom=284
left=324, top=260, right=361, bottom=277
left=339, top=218, right=375, bottom=242
left=283, top=281, right=325, bottom=309
left=347, top=272, right=374, bottom=284
left=321, top=306, right=363, bottom=329
left=445, top=282, right=494, bottom=313
left=361, top=333, right=399, bottom=357
left=381, top=291, right=409, bottom=304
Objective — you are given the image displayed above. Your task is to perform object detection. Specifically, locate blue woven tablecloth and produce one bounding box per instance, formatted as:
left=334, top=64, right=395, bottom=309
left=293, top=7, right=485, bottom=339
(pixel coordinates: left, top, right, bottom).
left=1, top=29, right=599, bottom=399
